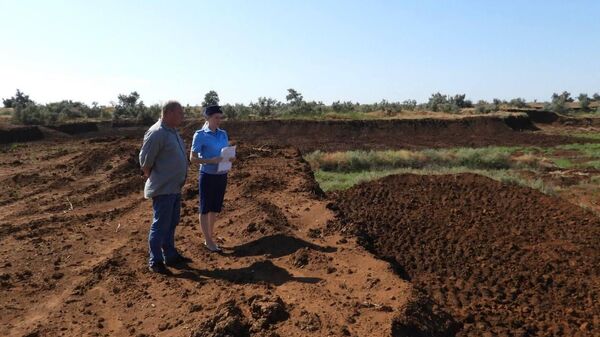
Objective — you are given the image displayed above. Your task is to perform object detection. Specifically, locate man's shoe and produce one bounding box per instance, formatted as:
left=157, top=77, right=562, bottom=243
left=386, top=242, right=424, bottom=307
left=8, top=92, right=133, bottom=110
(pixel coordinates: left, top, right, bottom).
left=165, top=254, right=192, bottom=266
left=149, top=263, right=172, bottom=275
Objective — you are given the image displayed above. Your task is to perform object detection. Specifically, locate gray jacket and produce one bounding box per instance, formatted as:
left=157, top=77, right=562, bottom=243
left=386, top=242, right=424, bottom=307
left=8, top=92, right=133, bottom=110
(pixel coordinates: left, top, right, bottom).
left=139, top=120, right=188, bottom=198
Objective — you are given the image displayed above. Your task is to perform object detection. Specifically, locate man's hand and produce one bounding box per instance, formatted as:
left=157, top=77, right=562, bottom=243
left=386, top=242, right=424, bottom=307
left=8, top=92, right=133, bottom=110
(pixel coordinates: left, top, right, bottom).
left=142, top=166, right=152, bottom=178
left=228, top=157, right=236, bottom=163
left=210, top=156, right=223, bottom=164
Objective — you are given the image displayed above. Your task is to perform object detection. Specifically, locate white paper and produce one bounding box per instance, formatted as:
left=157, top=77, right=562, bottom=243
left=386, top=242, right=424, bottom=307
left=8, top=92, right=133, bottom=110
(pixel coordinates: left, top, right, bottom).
left=217, top=146, right=236, bottom=172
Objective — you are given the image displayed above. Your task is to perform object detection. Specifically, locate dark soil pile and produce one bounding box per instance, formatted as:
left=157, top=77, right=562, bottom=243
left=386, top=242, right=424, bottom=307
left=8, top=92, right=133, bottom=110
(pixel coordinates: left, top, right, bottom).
left=330, top=173, right=600, bottom=336
left=0, top=125, right=44, bottom=143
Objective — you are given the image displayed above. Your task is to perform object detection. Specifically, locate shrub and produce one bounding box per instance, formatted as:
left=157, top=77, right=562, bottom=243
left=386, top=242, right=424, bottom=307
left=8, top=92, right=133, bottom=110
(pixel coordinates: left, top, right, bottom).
left=46, top=100, right=93, bottom=121
left=401, top=99, right=417, bottom=111
left=250, top=97, right=280, bottom=117
left=578, top=93, right=590, bottom=111
left=508, top=98, right=527, bottom=108
left=137, top=104, right=161, bottom=124
left=474, top=100, right=495, bottom=114
left=427, top=93, right=471, bottom=112
left=552, top=91, right=574, bottom=103
left=332, top=101, right=356, bottom=113
left=427, top=92, right=448, bottom=112
left=13, top=103, right=49, bottom=125
left=547, top=91, right=572, bottom=114
left=221, top=104, right=236, bottom=119
left=450, top=94, right=473, bottom=108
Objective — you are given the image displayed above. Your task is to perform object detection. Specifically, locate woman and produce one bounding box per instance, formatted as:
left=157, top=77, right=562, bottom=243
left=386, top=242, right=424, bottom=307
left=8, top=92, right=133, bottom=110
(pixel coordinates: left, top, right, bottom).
left=190, top=105, right=234, bottom=252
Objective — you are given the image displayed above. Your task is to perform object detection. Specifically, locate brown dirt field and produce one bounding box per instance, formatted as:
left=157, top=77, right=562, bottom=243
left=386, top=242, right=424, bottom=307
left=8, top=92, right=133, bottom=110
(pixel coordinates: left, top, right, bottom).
left=0, top=136, right=462, bottom=337
left=329, top=173, right=600, bottom=337
left=2, top=118, right=598, bottom=337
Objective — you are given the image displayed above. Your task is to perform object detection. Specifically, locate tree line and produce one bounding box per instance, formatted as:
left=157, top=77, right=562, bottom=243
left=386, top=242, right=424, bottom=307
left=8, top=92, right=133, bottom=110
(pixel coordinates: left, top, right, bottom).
left=2, top=89, right=599, bottom=125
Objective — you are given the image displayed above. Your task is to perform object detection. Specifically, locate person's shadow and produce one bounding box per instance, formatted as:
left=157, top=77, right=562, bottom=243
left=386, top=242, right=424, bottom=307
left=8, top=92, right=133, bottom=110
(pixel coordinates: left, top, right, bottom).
left=172, top=234, right=336, bottom=285
left=225, top=233, right=337, bottom=258
left=174, top=260, right=321, bottom=285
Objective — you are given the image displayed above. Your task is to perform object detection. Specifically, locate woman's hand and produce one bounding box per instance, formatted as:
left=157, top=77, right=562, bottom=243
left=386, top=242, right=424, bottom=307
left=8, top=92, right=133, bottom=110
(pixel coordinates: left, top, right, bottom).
left=210, top=156, right=223, bottom=164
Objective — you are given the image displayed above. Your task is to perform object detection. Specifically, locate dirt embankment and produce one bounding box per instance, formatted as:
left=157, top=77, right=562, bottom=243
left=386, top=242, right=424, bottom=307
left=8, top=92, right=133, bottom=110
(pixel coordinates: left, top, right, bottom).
left=3, top=114, right=594, bottom=150
left=47, top=122, right=99, bottom=135
left=181, top=115, right=586, bottom=152
left=0, top=137, right=460, bottom=337
left=505, top=108, right=600, bottom=127
left=329, top=173, right=600, bottom=337
left=0, top=125, right=44, bottom=144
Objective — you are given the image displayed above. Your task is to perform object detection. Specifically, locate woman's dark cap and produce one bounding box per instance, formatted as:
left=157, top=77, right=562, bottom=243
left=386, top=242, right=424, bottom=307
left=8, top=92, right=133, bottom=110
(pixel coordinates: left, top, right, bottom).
left=203, top=105, right=223, bottom=116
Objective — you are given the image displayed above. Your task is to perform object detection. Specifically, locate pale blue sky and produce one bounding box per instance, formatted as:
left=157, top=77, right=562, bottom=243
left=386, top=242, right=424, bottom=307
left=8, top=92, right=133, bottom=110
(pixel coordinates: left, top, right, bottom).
left=1, top=0, right=599, bottom=105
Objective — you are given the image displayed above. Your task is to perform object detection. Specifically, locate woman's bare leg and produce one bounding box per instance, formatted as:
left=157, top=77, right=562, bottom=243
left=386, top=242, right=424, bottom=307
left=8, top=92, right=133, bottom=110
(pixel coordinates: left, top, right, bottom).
left=200, top=213, right=216, bottom=247
left=208, top=212, right=217, bottom=244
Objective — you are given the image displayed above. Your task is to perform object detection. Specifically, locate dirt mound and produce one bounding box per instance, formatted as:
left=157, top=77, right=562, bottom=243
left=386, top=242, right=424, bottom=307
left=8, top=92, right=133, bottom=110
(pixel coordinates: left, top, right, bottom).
left=191, top=296, right=288, bottom=336
left=191, top=300, right=251, bottom=337
left=180, top=116, right=584, bottom=152
left=392, top=288, right=461, bottom=337
left=330, top=173, right=600, bottom=336
left=48, top=122, right=98, bottom=134
left=0, top=125, right=43, bottom=143
left=70, top=139, right=140, bottom=175
left=524, top=110, right=560, bottom=124
left=503, top=114, right=538, bottom=130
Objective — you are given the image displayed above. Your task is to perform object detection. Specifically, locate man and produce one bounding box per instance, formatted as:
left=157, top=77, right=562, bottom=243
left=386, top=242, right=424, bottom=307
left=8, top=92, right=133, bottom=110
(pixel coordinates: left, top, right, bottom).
left=139, top=101, right=191, bottom=274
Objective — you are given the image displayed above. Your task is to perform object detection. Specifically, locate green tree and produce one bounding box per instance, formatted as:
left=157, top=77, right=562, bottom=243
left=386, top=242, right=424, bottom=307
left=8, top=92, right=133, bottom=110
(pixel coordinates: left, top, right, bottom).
left=285, top=88, right=303, bottom=106
left=221, top=104, right=237, bottom=119
left=113, top=91, right=146, bottom=120
left=552, top=91, right=573, bottom=103
left=578, top=93, right=590, bottom=111
left=547, top=91, right=572, bottom=114
left=427, top=92, right=448, bottom=112
left=3, top=89, right=33, bottom=108
left=202, top=90, right=220, bottom=107
left=449, top=94, right=472, bottom=108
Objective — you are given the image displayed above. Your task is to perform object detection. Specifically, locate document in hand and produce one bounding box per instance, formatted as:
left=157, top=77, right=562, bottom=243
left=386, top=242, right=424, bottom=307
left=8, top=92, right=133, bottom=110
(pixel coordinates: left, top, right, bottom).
left=217, top=146, right=236, bottom=173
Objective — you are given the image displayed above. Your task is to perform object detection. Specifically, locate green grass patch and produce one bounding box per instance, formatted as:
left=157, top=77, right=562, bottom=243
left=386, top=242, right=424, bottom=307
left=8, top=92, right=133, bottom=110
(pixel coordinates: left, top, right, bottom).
left=583, top=160, right=600, bottom=169
left=569, top=132, right=600, bottom=141
left=306, top=146, right=532, bottom=172
left=552, top=158, right=574, bottom=169
left=555, top=143, right=600, bottom=158
left=315, top=167, right=559, bottom=195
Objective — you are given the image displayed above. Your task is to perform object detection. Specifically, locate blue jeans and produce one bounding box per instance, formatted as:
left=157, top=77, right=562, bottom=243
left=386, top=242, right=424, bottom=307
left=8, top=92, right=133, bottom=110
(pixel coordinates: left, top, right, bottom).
left=148, top=193, right=181, bottom=266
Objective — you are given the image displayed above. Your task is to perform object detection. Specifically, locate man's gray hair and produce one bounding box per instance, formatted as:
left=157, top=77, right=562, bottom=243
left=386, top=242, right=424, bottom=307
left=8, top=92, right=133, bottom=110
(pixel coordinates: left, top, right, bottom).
left=162, top=100, right=183, bottom=116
